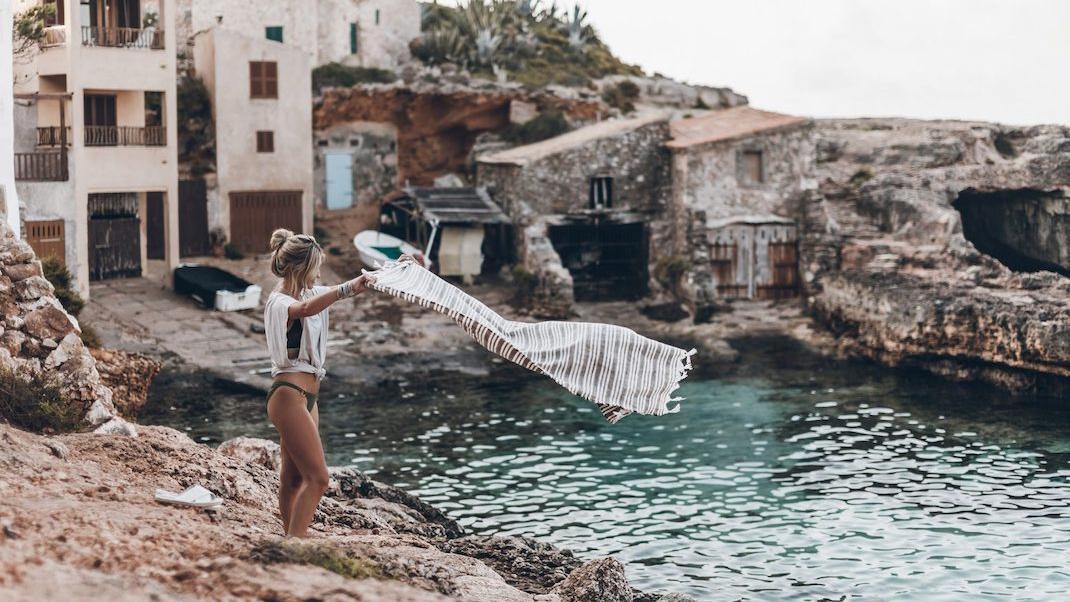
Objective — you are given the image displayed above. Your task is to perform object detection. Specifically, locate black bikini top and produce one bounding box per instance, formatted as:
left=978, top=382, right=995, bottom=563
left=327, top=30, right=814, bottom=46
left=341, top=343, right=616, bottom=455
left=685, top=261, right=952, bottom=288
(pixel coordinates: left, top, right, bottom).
left=286, top=320, right=303, bottom=350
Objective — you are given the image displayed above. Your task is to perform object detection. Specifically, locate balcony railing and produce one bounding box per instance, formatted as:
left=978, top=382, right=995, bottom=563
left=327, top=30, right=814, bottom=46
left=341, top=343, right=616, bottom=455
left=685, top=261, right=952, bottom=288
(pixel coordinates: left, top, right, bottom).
left=85, top=125, right=167, bottom=147
left=42, top=26, right=67, bottom=47
left=81, top=26, right=164, bottom=50
left=15, top=151, right=69, bottom=182
left=37, top=126, right=72, bottom=147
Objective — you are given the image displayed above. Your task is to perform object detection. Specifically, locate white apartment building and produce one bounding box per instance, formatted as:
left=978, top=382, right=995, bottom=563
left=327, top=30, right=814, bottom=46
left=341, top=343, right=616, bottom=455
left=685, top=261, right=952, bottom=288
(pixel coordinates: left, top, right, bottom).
left=12, top=0, right=180, bottom=298
left=176, top=0, right=420, bottom=70
left=191, top=27, right=313, bottom=254
left=1, top=2, right=20, bottom=234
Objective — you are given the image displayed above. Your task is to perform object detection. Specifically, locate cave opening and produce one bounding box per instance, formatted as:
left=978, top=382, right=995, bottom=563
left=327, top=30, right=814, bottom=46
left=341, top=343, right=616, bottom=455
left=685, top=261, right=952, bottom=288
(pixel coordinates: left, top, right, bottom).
left=953, top=188, right=1070, bottom=277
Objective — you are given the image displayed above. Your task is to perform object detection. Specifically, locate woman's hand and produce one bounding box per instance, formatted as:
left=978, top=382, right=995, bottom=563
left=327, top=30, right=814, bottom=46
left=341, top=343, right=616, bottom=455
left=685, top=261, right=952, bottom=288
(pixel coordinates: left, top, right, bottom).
left=339, top=274, right=374, bottom=299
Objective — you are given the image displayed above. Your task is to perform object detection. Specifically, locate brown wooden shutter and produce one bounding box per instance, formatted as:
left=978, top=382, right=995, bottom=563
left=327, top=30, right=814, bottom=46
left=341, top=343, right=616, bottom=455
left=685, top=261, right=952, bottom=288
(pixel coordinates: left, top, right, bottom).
left=256, top=131, right=274, bottom=153
left=265, top=62, right=278, bottom=98
left=249, top=62, right=261, bottom=98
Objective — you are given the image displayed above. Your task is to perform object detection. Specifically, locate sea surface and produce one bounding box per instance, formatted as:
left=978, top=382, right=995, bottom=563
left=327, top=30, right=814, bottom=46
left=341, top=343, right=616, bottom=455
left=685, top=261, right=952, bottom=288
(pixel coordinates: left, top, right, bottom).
left=145, top=337, right=1070, bottom=600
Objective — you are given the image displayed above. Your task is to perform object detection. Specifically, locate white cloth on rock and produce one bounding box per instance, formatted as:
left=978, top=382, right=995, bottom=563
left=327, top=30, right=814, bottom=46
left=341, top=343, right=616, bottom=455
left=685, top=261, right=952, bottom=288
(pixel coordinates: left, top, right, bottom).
left=366, top=260, right=695, bottom=423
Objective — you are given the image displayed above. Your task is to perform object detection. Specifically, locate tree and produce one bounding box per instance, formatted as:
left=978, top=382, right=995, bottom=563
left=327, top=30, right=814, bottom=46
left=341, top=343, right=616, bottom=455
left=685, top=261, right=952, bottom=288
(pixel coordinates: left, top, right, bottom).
left=13, top=4, right=55, bottom=60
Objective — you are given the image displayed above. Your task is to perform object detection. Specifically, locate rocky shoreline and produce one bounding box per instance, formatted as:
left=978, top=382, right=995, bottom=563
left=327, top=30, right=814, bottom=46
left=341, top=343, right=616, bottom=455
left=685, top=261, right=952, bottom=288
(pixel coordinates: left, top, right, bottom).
left=0, top=422, right=688, bottom=601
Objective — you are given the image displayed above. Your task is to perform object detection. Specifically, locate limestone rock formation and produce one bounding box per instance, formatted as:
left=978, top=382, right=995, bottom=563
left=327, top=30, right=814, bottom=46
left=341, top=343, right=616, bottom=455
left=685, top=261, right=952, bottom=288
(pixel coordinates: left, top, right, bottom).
left=0, top=423, right=670, bottom=600
left=0, top=222, right=128, bottom=433
left=90, top=348, right=162, bottom=418
left=802, top=118, right=1070, bottom=391
left=314, top=82, right=605, bottom=186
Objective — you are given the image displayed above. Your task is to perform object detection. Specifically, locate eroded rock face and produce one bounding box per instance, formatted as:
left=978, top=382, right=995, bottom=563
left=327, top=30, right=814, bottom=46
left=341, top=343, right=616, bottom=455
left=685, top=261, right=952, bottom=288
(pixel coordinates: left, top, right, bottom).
left=314, top=83, right=604, bottom=186
left=802, top=119, right=1070, bottom=390
left=218, top=436, right=282, bottom=472
left=0, top=222, right=121, bottom=430
left=0, top=423, right=656, bottom=601
left=89, top=348, right=162, bottom=418
left=552, top=557, right=633, bottom=602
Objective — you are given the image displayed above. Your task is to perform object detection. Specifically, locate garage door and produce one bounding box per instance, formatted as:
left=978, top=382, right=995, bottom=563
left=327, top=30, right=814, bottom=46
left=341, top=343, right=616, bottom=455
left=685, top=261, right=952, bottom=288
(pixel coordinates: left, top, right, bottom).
left=229, top=190, right=303, bottom=254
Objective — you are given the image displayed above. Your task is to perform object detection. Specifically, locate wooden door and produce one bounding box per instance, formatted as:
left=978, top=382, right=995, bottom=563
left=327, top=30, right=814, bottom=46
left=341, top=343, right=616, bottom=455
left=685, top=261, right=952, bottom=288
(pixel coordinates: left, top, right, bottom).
left=229, top=190, right=303, bottom=254
left=89, top=217, right=141, bottom=280
left=178, top=179, right=210, bottom=256
left=145, top=192, right=165, bottom=260
left=325, top=152, right=353, bottom=209
left=25, top=220, right=66, bottom=265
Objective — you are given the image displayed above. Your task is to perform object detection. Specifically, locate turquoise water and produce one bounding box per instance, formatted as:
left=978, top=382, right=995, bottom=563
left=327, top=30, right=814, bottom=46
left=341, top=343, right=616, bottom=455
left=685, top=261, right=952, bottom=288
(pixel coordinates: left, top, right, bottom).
left=146, top=339, right=1070, bottom=600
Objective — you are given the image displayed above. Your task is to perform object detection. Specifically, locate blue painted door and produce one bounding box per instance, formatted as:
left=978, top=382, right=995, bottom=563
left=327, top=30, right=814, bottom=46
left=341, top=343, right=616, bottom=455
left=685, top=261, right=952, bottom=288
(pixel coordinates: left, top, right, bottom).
left=325, top=152, right=353, bottom=210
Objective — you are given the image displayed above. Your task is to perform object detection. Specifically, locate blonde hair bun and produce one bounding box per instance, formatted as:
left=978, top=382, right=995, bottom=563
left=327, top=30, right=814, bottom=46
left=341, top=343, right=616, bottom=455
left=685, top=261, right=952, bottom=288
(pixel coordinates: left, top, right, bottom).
left=269, top=228, right=294, bottom=253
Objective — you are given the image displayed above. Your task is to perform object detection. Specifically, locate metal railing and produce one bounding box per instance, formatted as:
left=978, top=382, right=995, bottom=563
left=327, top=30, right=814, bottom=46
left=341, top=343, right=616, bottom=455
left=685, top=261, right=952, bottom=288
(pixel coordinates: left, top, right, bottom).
left=81, top=26, right=164, bottom=49
left=14, top=151, right=69, bottom=181
left=84, top=125, right=166, bottom=147
left=42, top=26, right=67, bottom=47
left=36, top=126, right=72, bottom=147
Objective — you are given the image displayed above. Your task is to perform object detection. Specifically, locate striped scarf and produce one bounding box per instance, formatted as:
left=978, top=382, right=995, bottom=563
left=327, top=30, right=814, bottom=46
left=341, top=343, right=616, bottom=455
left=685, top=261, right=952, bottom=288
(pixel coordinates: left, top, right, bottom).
left=367, top=260, right=695, bottom=423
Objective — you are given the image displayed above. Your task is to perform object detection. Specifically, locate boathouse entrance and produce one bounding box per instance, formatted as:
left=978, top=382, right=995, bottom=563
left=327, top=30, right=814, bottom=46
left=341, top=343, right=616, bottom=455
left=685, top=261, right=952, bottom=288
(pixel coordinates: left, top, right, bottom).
left=88, top=192, right=141, bottom=281
left=548, top=221, right=648, bottom=301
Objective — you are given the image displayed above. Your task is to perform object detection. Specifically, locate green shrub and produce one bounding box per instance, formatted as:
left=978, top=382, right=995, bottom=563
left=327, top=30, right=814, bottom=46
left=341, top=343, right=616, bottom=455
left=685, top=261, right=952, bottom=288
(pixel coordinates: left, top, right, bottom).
left=79, top=322, right=102, bottom=349
left=312, top=63, right=397, bottom=94
left=177, top=75, right=216, bottom=176
left=0, top=368, right=83, bottom=434
left=223, top=243, right=244, bottom=260
left=251, top=540, right=381, bottom=580
left=849, top=169, right=874, bottom=187
left=601, top=80, right=641, bottom=114
left=41, top=256, right=84, bottom=317
left=500, top=109, right=572, bottom=145
left=654, top=255, right=689, bottom=290
left=411, top=0, right=642, bottom=88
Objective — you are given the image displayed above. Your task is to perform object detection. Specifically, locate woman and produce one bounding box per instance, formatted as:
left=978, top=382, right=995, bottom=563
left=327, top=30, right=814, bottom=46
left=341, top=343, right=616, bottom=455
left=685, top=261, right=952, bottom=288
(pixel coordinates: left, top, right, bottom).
left=263, top=228, right=377, bottom=537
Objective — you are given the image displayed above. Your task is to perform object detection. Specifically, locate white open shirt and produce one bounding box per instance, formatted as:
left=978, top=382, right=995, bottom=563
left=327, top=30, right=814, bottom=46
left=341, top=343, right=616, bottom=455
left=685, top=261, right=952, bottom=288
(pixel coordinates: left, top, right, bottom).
left=263, top=286, right=331, bottom=381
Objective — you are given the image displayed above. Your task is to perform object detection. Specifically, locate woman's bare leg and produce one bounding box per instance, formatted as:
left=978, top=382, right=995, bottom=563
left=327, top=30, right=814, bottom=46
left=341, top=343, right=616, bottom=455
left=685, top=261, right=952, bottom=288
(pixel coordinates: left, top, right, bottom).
left=278, top=441, right=302, bottom=533
left=268, top=389, right=329, bottom=538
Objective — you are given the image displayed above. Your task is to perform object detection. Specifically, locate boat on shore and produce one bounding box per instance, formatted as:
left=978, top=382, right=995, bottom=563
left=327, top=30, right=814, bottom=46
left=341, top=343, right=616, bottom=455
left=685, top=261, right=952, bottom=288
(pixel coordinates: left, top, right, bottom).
left=352, top=229, right=431, bottom=270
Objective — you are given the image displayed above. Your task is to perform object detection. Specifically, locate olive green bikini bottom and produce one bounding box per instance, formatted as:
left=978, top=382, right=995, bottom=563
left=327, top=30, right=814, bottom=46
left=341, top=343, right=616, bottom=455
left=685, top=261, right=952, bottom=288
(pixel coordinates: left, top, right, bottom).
left=268, top=381, right=319, bottom=412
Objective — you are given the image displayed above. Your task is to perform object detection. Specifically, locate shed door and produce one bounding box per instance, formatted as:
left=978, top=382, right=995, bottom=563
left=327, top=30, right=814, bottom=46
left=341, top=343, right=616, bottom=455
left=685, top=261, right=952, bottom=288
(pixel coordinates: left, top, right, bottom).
left=25, top=220, right=66, bottom=266
left=146, top=192, right=165, bottom=260
left=229, top=190, right=303, bottom=254
left=325, top=152, right=353, bottom=210
left=178, top=179, right=210, bottom=256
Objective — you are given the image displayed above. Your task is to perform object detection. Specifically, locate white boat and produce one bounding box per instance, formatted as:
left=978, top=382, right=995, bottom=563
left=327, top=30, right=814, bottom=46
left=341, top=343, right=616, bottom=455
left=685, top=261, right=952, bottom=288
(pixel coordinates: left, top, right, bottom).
left=353, top=230, right=432, bottom=270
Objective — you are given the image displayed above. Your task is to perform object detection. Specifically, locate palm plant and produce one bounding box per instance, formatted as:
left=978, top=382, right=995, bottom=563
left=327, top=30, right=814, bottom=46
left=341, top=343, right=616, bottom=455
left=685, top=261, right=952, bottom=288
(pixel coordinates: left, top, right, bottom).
left=566, top=5, right=591, bottom=49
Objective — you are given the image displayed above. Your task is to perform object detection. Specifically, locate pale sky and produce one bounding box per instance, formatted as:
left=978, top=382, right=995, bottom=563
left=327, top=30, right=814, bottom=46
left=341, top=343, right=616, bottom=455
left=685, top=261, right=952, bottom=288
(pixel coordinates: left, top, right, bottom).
left=447, top=0, right=1070, bottom=126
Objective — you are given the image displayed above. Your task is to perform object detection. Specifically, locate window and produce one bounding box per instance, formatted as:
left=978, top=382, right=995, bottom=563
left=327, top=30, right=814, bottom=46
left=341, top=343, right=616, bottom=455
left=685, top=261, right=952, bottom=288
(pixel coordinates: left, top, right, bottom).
left=350, top=22, right=359, bottom=53
left=84, top=94, right=116, bottom=126
left=144, top=91, right=163, bottom=127
left=589, top=176, right=614, bottom=210
left=249, top=61, right=278, bottom=99
left=44, top=0, right=65, bottom=26
left=265, top=26, right=283, bottom=43
left=256, top=131, right=275, bottom=153
left=741, top=150, right=764, bottom=184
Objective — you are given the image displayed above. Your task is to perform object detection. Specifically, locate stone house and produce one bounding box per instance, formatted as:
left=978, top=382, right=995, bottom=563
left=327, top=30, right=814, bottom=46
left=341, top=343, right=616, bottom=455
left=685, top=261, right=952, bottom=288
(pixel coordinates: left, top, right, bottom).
left=12, top=0, right=181, bottom=299
left=667, top=107, right=815, bottom=317
left=477, top=112, right=674, bottom=311
left=176, top=0, right=420, bottom=70
left=191, top=27, right=314, bottom=254
left=476, top=106, right=814, bottom=318
left=314, top=121, right=399, bottom=216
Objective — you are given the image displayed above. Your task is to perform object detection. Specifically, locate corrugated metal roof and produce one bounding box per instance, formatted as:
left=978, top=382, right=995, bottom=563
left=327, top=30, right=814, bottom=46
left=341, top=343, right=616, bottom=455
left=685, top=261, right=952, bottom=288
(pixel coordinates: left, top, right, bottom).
left=668, top=106, right=809, bottom=150
left=408, top=187, right=510, bottom=225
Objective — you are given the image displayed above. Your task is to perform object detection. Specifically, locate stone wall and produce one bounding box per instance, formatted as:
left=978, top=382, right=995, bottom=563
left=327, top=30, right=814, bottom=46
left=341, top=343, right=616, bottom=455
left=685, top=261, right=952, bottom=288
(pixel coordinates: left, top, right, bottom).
left=517, top=222, right=574, bottom=319
left=675, top=125, right=816, bottom=221
left=0, top=221, right=130, bottom=434
left=477, top=120, right=673, bottom=219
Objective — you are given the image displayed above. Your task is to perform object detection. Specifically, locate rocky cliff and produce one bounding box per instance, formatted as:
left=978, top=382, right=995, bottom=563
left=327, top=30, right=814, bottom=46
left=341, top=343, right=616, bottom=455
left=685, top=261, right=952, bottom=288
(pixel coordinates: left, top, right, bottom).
left=0, top=223, right=132, bottom=434
left=0, top=423, right=686, bottom=601
left=802, top=119, right=1070, bottom=392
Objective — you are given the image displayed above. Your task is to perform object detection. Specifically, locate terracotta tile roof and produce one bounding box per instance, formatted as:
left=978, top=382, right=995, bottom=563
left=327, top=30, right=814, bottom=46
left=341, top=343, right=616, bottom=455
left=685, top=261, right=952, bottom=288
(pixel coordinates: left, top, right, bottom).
left=667, top=106, right=809, bottom=149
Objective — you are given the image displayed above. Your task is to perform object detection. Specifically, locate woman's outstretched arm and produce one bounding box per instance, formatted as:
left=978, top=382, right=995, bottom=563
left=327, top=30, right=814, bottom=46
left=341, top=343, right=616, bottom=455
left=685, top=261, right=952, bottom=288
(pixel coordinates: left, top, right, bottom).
left=287, top=273, right=373, bottom=320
